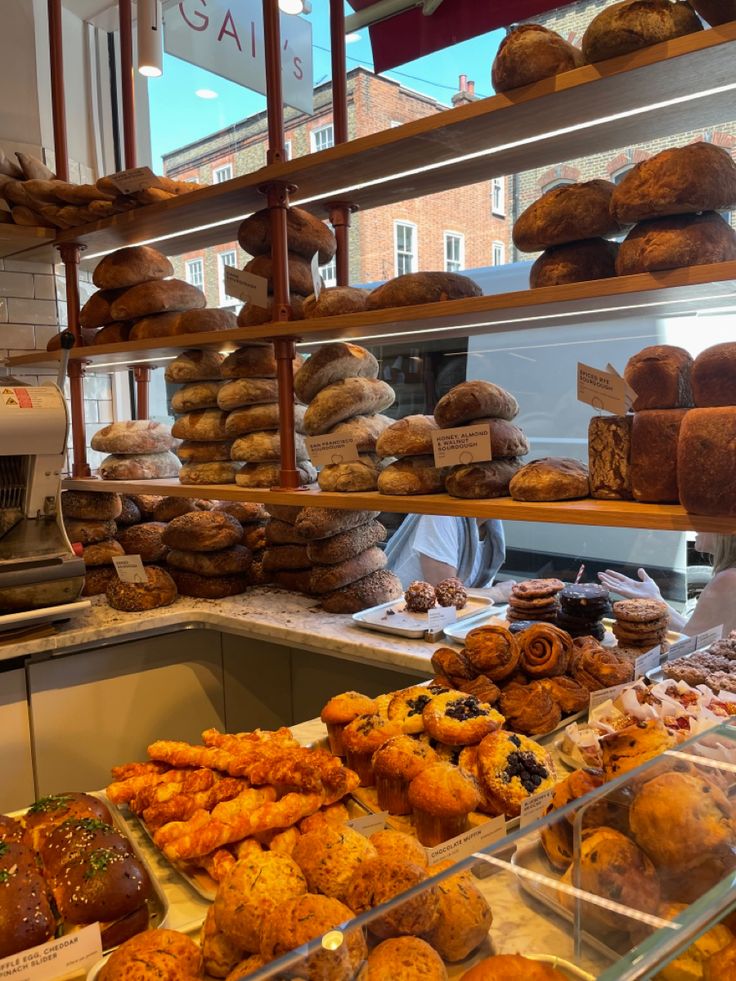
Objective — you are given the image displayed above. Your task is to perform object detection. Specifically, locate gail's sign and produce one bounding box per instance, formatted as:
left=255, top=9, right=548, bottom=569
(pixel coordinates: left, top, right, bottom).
left=166, top=1, right=313, bottom=114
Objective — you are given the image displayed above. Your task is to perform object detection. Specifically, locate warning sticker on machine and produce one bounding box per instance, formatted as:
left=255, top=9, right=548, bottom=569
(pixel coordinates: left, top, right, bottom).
left=1, top=387, right=58, bottom=409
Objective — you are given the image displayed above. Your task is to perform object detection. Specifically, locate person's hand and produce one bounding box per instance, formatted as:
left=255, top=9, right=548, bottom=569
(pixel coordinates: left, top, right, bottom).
left=487, top=579, right=516, bottom=603
left=598, top=568, right=662, bottom=601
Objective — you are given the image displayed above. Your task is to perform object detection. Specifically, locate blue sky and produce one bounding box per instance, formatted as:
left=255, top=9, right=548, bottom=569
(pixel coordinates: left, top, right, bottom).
left=148, top=1, right=505, bottom=170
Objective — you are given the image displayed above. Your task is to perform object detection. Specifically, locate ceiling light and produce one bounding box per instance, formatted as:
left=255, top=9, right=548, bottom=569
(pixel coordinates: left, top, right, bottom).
left=346, top=32, right=362, bottom=43
left=137, top=0, right=163, bottom=77
left=279, top=0, right=311, bottom=13
left=195, top=88, right=219, bottom=99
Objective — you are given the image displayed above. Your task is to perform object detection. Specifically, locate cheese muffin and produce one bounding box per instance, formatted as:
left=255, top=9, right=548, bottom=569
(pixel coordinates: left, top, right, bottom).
left=407, top=762, right=480, bottom=846
left=321, top=691, right=378, bottom=755
left=372, top=734, right=438, bottom=814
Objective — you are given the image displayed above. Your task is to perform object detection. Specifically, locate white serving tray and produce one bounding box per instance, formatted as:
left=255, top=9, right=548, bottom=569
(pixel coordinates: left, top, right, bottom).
left=352, top=589, right=495, bottom=641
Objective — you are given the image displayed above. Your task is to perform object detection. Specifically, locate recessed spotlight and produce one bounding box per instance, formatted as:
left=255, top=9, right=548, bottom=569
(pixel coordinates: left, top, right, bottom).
left=195, top=88, right=219, bottom=99
left=346, top=32, right=361, bottom=43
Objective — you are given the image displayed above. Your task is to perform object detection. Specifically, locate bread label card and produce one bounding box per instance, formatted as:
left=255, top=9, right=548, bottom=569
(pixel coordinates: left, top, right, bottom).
left=305, top=434, right=360, bottom=467
left=310, top=252, right=322, bottom=300
left=665, top=635, right=698, bottom=661
left=606, top=363, right=637, bottom=411
left=427, top=604, right=457, bottom=634
left=634, top=645, right=661, bottom=679
left=431, top=423, right=493, bottom=468
left=0, top=922, right=102, bottom=981
left=107, top=165, right=165, bottom=195
left=112, top=554, right=147, bottom=584
left=224, top=266, right=269, bottom=308
left=520, top=786, right=555, bottom=829
left=697, top=624, right=724, bottom=649
left=427, top=813, right=505, bottom=866
left=348, top=811, right=388, bottom=837
left=577, top=363, right=629, bottom=415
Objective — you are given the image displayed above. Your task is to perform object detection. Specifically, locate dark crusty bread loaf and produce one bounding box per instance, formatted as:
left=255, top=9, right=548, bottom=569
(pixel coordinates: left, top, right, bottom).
left=318, top=455, right=385, bottom=492
left=217, top=378, right=280, bottom=411
left=62, top=490, right=122, bottom=520
left=445, top=459, right=521, bottom=499
left=91, top=420, right=175, bottom=454
left=320, top=569, right=403, bottom=613
left=306, top=521, right=386, bottom=565
left=492, top=23, right=584, bottom=92
left=168, top=569, right=249, bottom=598
left=117, top=522, right=169, bottom=563
left=129, top=495, right=164, bottom=518
left=236, top=293, right=305, bottom=327
left=472, top=418, right=530, bottom=459
left=179, top=462, right=238, bottom=484
left=327, top=414, right=393, bottom=453
left=678, top=407, right=736, bottom=516
left=692, top=342, right=736, bottom=407
left=262, top=544, right=311, bottom=571
left=91, top=322, right=132, bottom=345
left=631, top=408, right=689, bottom=502
left=272, top=569, right=315, bottom=593
left=128, top=312, right=182, bottom=340
left=303, top=287, right=369, bottom=318
left=117, top=496, right=141, bottom=526
left=611, top=144, right=736, bottom=223
left=106, top=565, right=177, bottom=611
left=176, top=440, right=233, bottom=463
left=230, top=431, right=309, bottom=462
left=304, top=378, right=395, bottom=436
left=435, top=380, right=519, bottom=427
left=64, top=518, right=117, bottom=545
left=162, top=511, right=243, bottom=552
left=624, top=345, right=693, bottom=411
left=244, top=525, right=267, bottom=552
left=83, top=567, right=117, bottom=596
left=93, top=245, right=174, bottom=289
left=245, top=253, right=321, bottom=297
left=509, top=457, right=589, bottom=501
left=167, top=544, right=252, bottom=577
left=238, top=206, right=336, bottom=264
left=80, top=288, right=125, bottom=329
left=295, top=508, right=380, bottom=541
left=110, top=279, right=206, bottom=320
left=367, top=271, right=481, bottom=310
left=213, top=501, right=268, bottom=525
left=221, top=345, right=302, bottom=379
left=377, top=457, right=449, bottom=495
left=153, top=496, right=211, bottom=522
left=582, top=0, right=701, bottom=63
left=235, top=461, right=316, bottom=488
left=376, top=415, right=438, bottom=458
left=225, top=403, right=307, bottom=437
left=172, top=410, right=229, bottom=442
left=266, top=504, right=304, bottom=524
left=616, top=212, right=736, bottom=275
left=99, top=452, right=180, bottom=480
left=81, top=539, right=124, bottom=566
left=265, top=519, right=310, bottom=545
left=176, top=308, right=237, bottom=334
left=294, top=343, right=379, bottom=404
left=170, top=381, right=223, bottom=413
left=588, top=415, right=633, bottom=500
left=530, top=239, right=619, bottom=288
left=165, top=350, right=224, bottom=383
left=309, top=547, right=387, bottom=594
left=514, top=181, right=621, bottom=252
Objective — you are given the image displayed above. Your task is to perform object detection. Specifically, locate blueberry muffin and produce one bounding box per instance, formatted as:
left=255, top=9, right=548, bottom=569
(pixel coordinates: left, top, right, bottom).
left=477, top=730, right=557, bottom=818
left=372, top=734, right=438, bottom=814
left=341, top=714, right=403, bottom=786
left=291, top=825, right=378, bottom=903
left=321, top=691, right=378, bottom=756
left=388, top=686, right=437, bottom=735
left=422, top=692, right=505, bottom=746
left=407, top=763, right=480, bottom=847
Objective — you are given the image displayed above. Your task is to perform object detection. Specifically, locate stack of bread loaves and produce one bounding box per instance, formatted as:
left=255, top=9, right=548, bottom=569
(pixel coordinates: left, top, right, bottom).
left=296, top=343, right=396, bottom=492
left=91, top=420, right=180, bottom=481
left=62, top=490, right=123, bottom=597
left=261, top=505, right=314, bottom=594
left=375, top=415, right=448, bottom=495
left=162, top=510, right=252, bottom=598
left=211, top=501, right=270, bottom=585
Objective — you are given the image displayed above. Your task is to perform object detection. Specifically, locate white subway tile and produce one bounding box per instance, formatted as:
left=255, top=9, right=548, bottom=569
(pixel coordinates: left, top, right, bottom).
left=0, top=299, right=7, bottom=323
left=6, top=297, right=58, bottom=326
left=0, top=324, right=37, bottom=349
left=34, top=275, right=56, bottom=300
left=84, top=400, right=99, bottom=423
left=4, top=259, right=55, bottom=274
left=96, top=400, right=113, bottom=423
left=34, top=325, right=61, bottom=348
left=0, top=272, right=34, bottom=298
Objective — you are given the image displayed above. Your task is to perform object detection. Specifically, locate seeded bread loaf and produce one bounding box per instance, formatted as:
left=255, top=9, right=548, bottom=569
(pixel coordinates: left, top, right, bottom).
left=294, top=343, right=379, bottom=404
left=172, top=410, right=229, bottom=442
left=265, top=519, right=310, bottom=545
left=167, top=545, right=252, bottom=577
left=176, top=440, right=234, bottom=463
left=221, top=345, right=303, bottom=379
left=678, top=407, right=736, bottom=516
left=306, top=521, right=387, bottom=565
left=91, top=421, right=176, bottom=454
left=434, top=381, right=519, bottom=427
left=582, top=0, right=702, bottom=63
left=99, top=451, right=181, bottom=480
left=492, top=23, right=584, bottom=92
left=225, top=404, right=306, bottom=437
left=631, top=409, right=689, bottom=502
left=624, top=345, right=694, bottom=411
left=309, top=547, right=387, bottom=594
left=271, top=569, right=315, bottom=593
left=213, top=502, right=268, bottom=525
left=262, top=544, right=312, bottom=572
left=320, top=569, right=403, bottom=613
left=117, top=522, right=169, bottom=563
left=165, top=350, right=224, bottom=383
left=162, top=511, right=243, bottom=551
left=588, top=415, right=633, bottom=500
left=530, top=239, right=619, bottom=288
left=616, top=212, right=736, bottom=275
left=168, top=569, right=249, bottom=598
left=230, top=431, right=309, bottom=463
left=62, top=490, right=122, bottom=520
left=304, top=378, right=395, bottom=435
left=514, top=181, right=621, bottom=252
left=238, top=206, right=336, bottom=264
left=93, top=245, right=174, bottom=289
left=83, top=567, right=117, bottom=596
left=110, top=280, right=206, bottom=320
left=445, top=459, right=522, bottom=499
left=106, top=566, right=177, bottom=612
left=217, top=378, right=280, bottom=411
left=692, top=342, right=736, bottom=407
left=377, top=457, right=449, bottom=495
left=170, top=382, right=223, bottom=413
left=153, top=497, right=211, bottom=522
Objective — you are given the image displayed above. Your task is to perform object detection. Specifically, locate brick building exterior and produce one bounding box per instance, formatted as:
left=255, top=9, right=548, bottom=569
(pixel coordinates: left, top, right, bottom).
left=162, top=68, right=510, bottom=306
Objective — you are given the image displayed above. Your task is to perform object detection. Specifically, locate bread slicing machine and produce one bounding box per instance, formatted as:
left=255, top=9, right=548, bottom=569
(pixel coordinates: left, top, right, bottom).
left=0, top=381, right=86, bottom=626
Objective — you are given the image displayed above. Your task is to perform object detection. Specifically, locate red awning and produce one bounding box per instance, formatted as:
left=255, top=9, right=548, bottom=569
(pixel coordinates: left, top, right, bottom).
left=348, top=0, right=570, bottom=73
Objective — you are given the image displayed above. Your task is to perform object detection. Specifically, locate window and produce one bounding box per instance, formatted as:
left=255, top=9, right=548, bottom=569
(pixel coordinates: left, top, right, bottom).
left=541, top=178, right=574, bottom=193
left=491, top=241, right=505, bottom=266
left=284, top=140, right=292, bottom=160
left=185, top=258, right=204, bottom=289
left=491, top=176, right=505, bottom=216
left=310, top=124, right=334, bottom=152
left=213, top=163, right=233, bottom=183
left=218, top=250, right=237, bottom=305
left=612, top=166, right=634, bottom=184
left=444, top=232, right=464, bottom=273
left=395, top=222, right=417, bottom=276
left=320, top=256, right=337, bottom=288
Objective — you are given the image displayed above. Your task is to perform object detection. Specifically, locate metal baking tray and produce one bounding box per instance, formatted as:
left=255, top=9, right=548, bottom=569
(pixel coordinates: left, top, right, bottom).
left=352, top=589, right=496, bottom=640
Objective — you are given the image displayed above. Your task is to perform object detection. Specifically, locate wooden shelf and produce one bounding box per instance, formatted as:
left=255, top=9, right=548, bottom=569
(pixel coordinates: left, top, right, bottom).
left=10, top=260, right=736, bottom=370
left=61, top=477, right=736, bottom=533
left=11, top=22, right=736, bottom=264
left=0, top=223, right=55, bottom=260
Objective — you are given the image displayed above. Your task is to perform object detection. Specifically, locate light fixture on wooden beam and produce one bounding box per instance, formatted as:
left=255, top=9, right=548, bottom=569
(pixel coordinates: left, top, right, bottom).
left=138, top=0, right=163, bottom=77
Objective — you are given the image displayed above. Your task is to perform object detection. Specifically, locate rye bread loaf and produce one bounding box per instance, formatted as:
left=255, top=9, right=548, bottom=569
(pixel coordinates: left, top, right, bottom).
left=80, top=289, right=126, bottom=329
left=678, top=408, right=736, bottom=516
left=99, top=452, right=181, bottom=480
left=445, top=459, right=522, bottom=499
left=262, top=544, right=312, bottom=572
left=62, top=490, right=122, bottom=520
left=320, top=569, right=403, bottom=613
left=513, top=181, right=622, bottom=252
left=245, top=253, right=321, bottom=297
left=162, top=511, right=243, bottom=551
left=170, top=381, right=223, bottom=413
left=367, top=271, right=481, bottom=310
left=117, top=522, right=169, bottom=563
left=230, top=431, right=309, bottom=462
left=624, top=345, right=694, bottom=411
left=434, top=381, right=519, bottom=427
left=237, top=293, right=305, bottom=327
left=110, top=280, right=206, bottom=320
left=303, top=287, right=369, bottom=318
left=217, top=378, right=280, bottom=411
left=631, top=409, right=689, bottom=502
left=235, top=461, right=316, bottom=488
left=309, top=547, right=387, bottom=594
left=530, top=239, right=619, bottom=288
left=129, top=495, right=164, bottom=518
left=509, top=457, right=590, bottom=502
left=304, top=378, right=395, bottom=435
left=168, top=569, right=249, bottom=598
left=243, top=525, right=267, bottom=551
left=327, top=414, right=394, bottom=453
left=376, top=415, right=438, bottom=458
left=165, top=350, right=224, bottom=383
left=225, top=403, right=307, bottom=437
left=213, top=501, right=268, bottom=525
left=64, top=518, right=118, bottom=545
left=153, top=496, right=211, bottom=522
left=295, top=508, right=380, bottom=541
left=272, top=569, right=315, bottom=593
left=172, top=410, right=229, bottom=442
left=610, top=144, right=736, bottom=223
left=616, top=212, right=736, bottom=275
left=588, top=415, right=634, bottom=500
left=471, top=418, right=530, bottom=459
left=106, top=566, right=177, bottom=612
left=83, top=567, right=117, bottom=596
left=317, top=455, right=385, bottom=492
left=266, top=505, right=304, bottom=525
left=82, top=539, right=124, bottom=567
left=306, top=521, right=386, bottom=565
left=93, top=246, right=174, bottom=289
left=117, top=497, right=142, bottom=526
left=91, top=322, right=131, bottom=345
left=167, top=545, right=252, bottom=577
left=179, top=462, right=238, bottom=485
left=176, top=440, right=234, bottom=463
left=582, top=0, right=701, bottom=63
left=492, top=23, right=584, bottom=92
left=294, top=343, right=379, bottom=404
left=128, top=312, right=182, bottom=340
left=221, top=345, right=302, bottom=379
left=265, top=520, right=310, bottom=545
left=238, top=206, right=336, bottom=264
left=692, top=343, right=736, bottom=407
left=377, top=457, right=449, bottom=495
left=176, top=308, right=237, bottom=334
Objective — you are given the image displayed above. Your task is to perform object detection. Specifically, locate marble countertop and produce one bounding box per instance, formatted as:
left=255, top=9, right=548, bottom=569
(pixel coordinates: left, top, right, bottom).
left=2, top=588, right=438, bottom=677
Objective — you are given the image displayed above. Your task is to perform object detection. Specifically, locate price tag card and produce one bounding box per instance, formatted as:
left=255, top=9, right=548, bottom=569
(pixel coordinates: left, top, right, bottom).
left=425, top=814, right=505, bottom=866
left=634, top=645, right=661, bottom=679
left=310, top=252, right=322, bottom=300
left=431, top=423, right=492, bottom=468
left=112, top=554, right=147, bottom=584
left=107, top=165, right=165, bottom=195
left=347, top=811, right=388, bottom=837
left=306, top=435, right=360, bottom=467
left=520, top=787, right=555, bottom=829
left=665, top=635, right=698, bottom=661
left=224, top=266, right=269, bottom=308
left=0, top=923, right=102, bottom=981
left=606, top=362, right=637, bottom=410
left=697, top=625, right=724, bottom=650
left=577, top=363, right=629, bottom=415
left=427, top=605, right=457, bottom=633
left=589, top=680, right=634, bottom=715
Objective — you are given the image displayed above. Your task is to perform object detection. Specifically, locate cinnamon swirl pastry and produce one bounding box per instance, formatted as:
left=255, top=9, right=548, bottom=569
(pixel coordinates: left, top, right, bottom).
left=498, top=681, right=561, bottom=736
left=571, top=641, right=634, bottom=692
left=430, top=646, right=476, bottom=685
left=463, top=625, right=521, bottom=681
left=518, top=622, right=573, bottom=678
left=539, top=676, right=589, bottom=714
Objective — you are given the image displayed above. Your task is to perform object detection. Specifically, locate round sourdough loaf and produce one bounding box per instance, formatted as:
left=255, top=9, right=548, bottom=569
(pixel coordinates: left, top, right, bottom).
left=318, top=456, right=385, bottom=492
left=295, top=507, right=380, bottom=540
left=172, top=410, right=229, bottom=441
left=294, top=342, right=379, bottom=403
left=83, top=566, right=117, bottom=596
left=265, top=519, right=310, bottom=545
left=303, top=286, right=369, bottom=318
left=99, top=451, right=180, bottom=480
left=304, top=378, right=395, bottom=435
left=82, top=539, right=124, bottom=566
left=692, top=342, right=736, bottom=407
left=176, top=308, right=237, bottom=333
left=445, top=459, right=522, bottom=499
left=262, top=544, right=311, bottom=571
left=376, top=415, right=438, bottom=458
left=217, top=378, right=280, bottom=411
left=309, top=547, right=387, bottom=594
left=176, top=440, right=233, bottom=463
left=327, top=414, right=393, bottom=452
left=610, top=144, right=736, bottom=223
left=110, top=280, right=206, bottom=320
left=225, top=403, right=306, bottom=436
left=117, top=522, right=169, bottom=563
left=582, top=0, right=701, bottom=62
left=470, top=418, right=530, bottom=458
left=213, top=501, right=268, bottom=524
left=62, top=490, right=122, bottom=520
left=615, top=212, right=736, bottom=275
left=167, top=544, right=252, bottom=577
left=92, top=322, right=131, bottom=345
left=93, top=245, right=174, bottom=289
left=170, top=381, right=223, bottom=413
left=272, top=569, right=314, bottom=592
left=80, top=288, right=125, bottom=329
left=153, top=496, right=211, bottom=521
left=238, top=206, right=337, bottom=264
left=243, top=524, right=267, bottom=550
left=509, top=457, right=590, bottom=501
left=492, top=23, right=584, bottom=92
left=235, top=461, right=316, bottom=487
left=236, top=293, right=305, bottom=327
left=230, top=431, right=310, bottom=462
left=306, top=521, right=386, bottom=565
left=377, top=457, right=449, bottom=495
left=624, top=345, right=694, bottom=411
left=245, top=253, right=321, bottom=297
left=266, top=504, right=304, bottom=524
left=367, top=271, right=481, bottom=309
left=128, top=312, right=182, bottom=340
left=514, top=181, right=622, bottom=252
left=320, top=569, right=403, bottom=613
left=221, top=345, right=303, bottom=379
left=163, top=511, right=243, bottom=551
left=168, top=569, right=249, bottom=598
left=165, top=350, right=224, bottom=382
left=129, top=495, right=164, bottom=518
left=106, top=565, right=177, bottom=611
left=530, top=239, right=619, bottom=288
left=434, top=380, right=519, bottom=427
left=179, top=462, right=238, bottom=484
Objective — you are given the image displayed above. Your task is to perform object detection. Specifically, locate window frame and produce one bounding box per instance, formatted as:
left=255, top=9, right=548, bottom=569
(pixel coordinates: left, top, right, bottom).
left=491, top=241, right=505, bottom=266
left=310, top=124, right=334, bottom=152
left=394, top=220, right=418, bottom=277
left=491, top=176, right=505, bottom=216
left=185, top=257, right=204, bottom=289
left=444, top=231, right=464, bottom=273
left=212, top=162, right=233, bottom=184
left=217, top=250, right=238, bottom=306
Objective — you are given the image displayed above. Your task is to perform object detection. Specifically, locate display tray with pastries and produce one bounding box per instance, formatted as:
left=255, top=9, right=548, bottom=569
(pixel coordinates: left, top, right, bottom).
left=351, top=583, right=497, bottom=640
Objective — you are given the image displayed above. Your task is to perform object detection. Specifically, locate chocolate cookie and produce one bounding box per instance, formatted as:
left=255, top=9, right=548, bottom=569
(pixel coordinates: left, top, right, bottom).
left=560, top=583, right=609, bottom=605
left=512, top=578, right=565, bottom=599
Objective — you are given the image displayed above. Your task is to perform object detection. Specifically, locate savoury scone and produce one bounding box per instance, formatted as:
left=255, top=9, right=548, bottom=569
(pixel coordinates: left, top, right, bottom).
left=291, top=825, right=377, bottom=903
left=461, top=955, right=567, bottom=980
left=423, top=867, right=493, bottom=962
left=357, top=937, right=448, bottom=981
left=200, top=906, right=244, bottom=979
left=344, top=858, right=440, bottom=939
left=369, top=829, right=429, bottom=869
left=98, top=929, right=202, bottom=981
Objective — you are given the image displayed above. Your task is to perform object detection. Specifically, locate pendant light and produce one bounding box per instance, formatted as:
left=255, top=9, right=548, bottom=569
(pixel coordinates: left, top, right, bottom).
left=138, top=0, right=163, bottom=77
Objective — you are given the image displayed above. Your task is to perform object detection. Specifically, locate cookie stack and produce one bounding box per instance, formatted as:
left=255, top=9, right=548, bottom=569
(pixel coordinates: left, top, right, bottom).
left=375, top=416, right=447, bottom=496
left=89, top=420, right=179, bottom=481
left=162, top=510, right=251, bottom=599
left=556, top=583, right=611, bottom=641
left=506, top=578, right=564, bottom=627
left=612, top=599, right=670, bottom=658
left=433, top=380, right=528, bottom=500
left=62, top=490, right=123, bottom=597
left=296, top=343, right=396, bottom=493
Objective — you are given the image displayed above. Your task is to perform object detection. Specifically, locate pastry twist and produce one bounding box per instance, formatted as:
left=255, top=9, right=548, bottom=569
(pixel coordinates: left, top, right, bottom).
left=570, top=642, right=634, bottom=691
left=498, top=681, right=562, bottom=735
left=518, top=623, right=572, bottom=678
left=463, top=624, right=521, bottom=681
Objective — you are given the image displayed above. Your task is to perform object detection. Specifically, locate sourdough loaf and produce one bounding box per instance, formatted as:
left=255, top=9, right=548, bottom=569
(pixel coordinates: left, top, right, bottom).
left=262, top=545, right=312, bottom=572
left=162, top=511, right=243, bottom=551
left=320, top=570, right=404, bottom=614
left=678, top=408, right=736, bottom=516
left=303, top=287, right=369, bottom=318
left=165, top=350, right=224, bottom=383
left=110, top=280, right=206, bottom=320
left=92, top=322, right=131, bottom=345
left=689, top=0, right=736, bottom=24
left=588, top=415, right=633, bottom=500
left=170, top=381, right=223, bottom=413
left=213, top=501, right=268, bottom=525
left=692, top=343, right=736, bottom=407
left=99, top=452, right=180, bottom=480
left=82, top=539, right=124, bottom=566
left=445, top=459, right=521, bottom=498
left=237, top=294, right=305, bottom=327
left=63, top=518, right=117, bottom=545
left=471, top=418, right=529, bottom=459
left=62, top=490, right=122, bottom=520
left=375, top=415, right=438, bottom=458
left=309, top=547, right=387, bottom=594
left=238, top=206, right=336, bottom=264
left=509, top=457, right=589, bottom=501
left=306, top=521, right=387, bottom=565
left=153, top=497, right=211, bottom=522
left=221, top=345, right=301, bottom=379
left=172, top=410, right=229, bottom=442
left=434, top=380, right=519, bottom=427
left=327, top=414, right=393, bottom=452
left=106, top=566, right=177, bottom=612
left=294, top=343, right=379, bottom=403
left=318, top=456, right=384, bottom=492
left=367, top=271, right=481, bottom=309
left=93, top=245, right=174, bottom=289
left=225, top=403, right=307, bottom=437
left=176, top=440, right=234, bottom=463
left=616, top=212, right=736, bottom=275
left=176, top=309, right=237, bottom=334
left=217, top=378, right=280, bottom=411
left=631, top=408, right=689, bottom=502
left=167, top=545, right=252, bottom=577
left=492, top=23, right=584, bottom=92
left=128, top=312, right=182, bottom=340
left=117, top=522, right=169, bottom=563
left=295, top=508, right=379, bottom=541
left=80, top=289, right=125, bottom=329
left=582, top=0, right=702, bottom=63
left=179, top=462, right=238, bottom=484
left=304, top=378, right=395, bottom=435
left=230, top=431, right=309, bottom=462
left=624, top=345, right=693, bottom=411
left=377, top=457, right=449, bottom=495
left=168, top=569, right=249, bottom=598
left=530, top=239, right=619, bottom=288
left=513, top=180, right=621, bottom=252
left=235, top=462, right=316, bottom=487
left=244, top=254, right=321, bottom=297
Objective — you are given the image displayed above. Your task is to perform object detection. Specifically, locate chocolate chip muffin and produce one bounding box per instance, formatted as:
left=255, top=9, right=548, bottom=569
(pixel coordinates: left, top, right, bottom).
left=407, top=763, right=480, bottom=846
